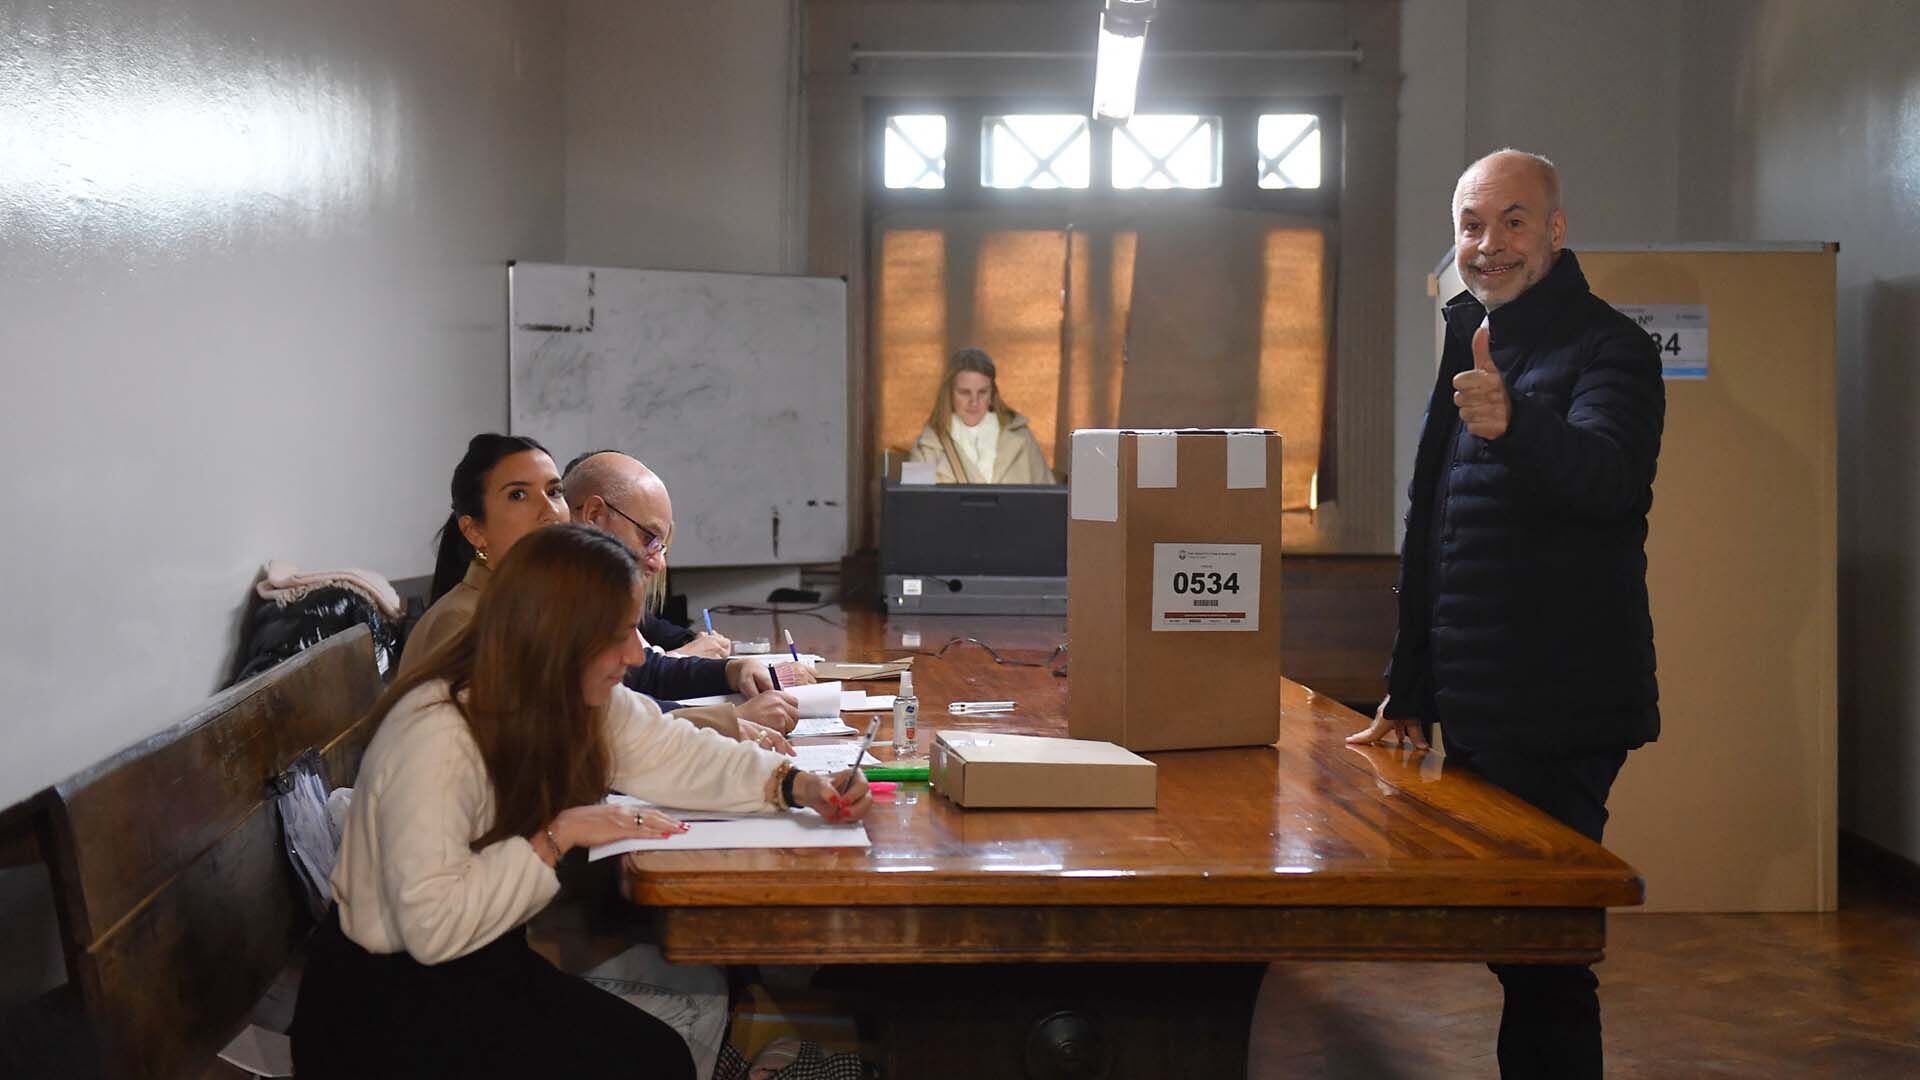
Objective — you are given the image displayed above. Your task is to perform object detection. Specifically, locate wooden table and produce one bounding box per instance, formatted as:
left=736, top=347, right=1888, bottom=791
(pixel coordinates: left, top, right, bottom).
left=626, top=609, right=1643, bottom=1077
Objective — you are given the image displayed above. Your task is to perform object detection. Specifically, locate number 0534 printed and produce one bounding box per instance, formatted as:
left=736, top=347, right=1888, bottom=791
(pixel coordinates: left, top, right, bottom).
left=1151, top=543, right=1262, bottom=631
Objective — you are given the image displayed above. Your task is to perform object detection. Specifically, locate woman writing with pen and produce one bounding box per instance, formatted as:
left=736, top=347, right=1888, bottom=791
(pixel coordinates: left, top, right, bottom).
left=291, top=524, right=871, bottom=1078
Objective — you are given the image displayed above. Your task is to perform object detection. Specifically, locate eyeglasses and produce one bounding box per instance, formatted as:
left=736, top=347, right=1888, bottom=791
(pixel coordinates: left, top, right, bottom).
left=601, top=499, right=668, bottom=558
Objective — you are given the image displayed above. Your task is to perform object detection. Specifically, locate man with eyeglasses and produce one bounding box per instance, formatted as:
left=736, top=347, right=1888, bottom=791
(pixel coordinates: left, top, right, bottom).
left=563, top=450, right=806, bottom=737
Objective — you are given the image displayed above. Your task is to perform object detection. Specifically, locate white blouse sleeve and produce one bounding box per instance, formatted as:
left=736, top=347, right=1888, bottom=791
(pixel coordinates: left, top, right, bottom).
left=604, top=687, right=787, bottom=811
left=371, top=713, right=561, bottom=964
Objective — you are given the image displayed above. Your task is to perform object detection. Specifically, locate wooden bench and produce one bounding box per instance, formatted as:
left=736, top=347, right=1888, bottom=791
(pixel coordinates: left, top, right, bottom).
left=30, top=626, right=382, bottom=1079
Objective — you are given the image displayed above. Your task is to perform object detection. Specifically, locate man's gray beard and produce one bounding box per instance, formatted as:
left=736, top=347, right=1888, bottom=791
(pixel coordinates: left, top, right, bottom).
left=1470, top=282, right=1510, bottom=312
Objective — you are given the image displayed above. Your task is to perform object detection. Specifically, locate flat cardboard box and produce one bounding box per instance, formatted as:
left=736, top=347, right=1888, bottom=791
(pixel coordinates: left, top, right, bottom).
left=930, top=730, right=1157, bottom=809
left=1068, top=429, right=1284, bottom=751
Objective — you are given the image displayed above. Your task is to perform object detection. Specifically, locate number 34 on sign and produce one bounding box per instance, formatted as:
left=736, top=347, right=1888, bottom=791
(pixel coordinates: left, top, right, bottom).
left=1615, top=304, right=1709, bottom=381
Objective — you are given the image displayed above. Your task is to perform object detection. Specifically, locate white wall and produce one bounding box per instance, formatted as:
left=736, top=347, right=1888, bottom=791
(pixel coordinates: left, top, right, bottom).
left=1703, top=1, right=1920, bottom=865
left=0, top=0, right=565, bottom=994
left=1461, top=1, right=1686, bottom=243
left=1391, top=0, right=1468, bottom=543
left=563, top=0, right=800, bottom=273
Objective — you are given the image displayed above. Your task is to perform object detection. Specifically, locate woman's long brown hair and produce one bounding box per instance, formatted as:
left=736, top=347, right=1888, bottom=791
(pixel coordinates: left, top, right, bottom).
left=363, top=523, right=640, bottom=850
left=924, top=347, right=1017, bottom=483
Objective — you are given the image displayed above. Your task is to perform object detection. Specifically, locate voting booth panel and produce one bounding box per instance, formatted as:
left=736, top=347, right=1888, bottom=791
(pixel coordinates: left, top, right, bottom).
left=1068, top=429, right=1284, bottom=752
left=1433, top=244, right=1838, bottom=913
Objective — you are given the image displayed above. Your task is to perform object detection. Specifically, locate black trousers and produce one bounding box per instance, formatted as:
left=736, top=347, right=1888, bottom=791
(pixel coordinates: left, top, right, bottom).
left=290, top=909, right=695, bottom=1080
left=1442, top=735, right=1627, bottom=1080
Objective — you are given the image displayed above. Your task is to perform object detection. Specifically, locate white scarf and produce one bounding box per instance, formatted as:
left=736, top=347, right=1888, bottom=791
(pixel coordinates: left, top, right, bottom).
left=948, top=411, right=1001, bottom=482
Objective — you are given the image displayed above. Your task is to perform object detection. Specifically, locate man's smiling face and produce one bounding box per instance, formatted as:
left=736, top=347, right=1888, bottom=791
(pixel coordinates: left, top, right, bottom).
left=1453, top=152, right=1567, bottom=311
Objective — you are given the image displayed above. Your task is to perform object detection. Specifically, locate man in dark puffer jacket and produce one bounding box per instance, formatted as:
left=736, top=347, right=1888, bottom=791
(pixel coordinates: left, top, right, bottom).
left=1350, top=149, right=1664, bottom=1079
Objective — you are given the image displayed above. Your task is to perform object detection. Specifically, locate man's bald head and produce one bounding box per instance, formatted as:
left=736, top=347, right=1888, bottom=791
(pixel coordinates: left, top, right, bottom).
left=564, top=451, right=673, bottom=572
left=1451, top=148, right=1567, bottom=311
left=564, top=450, right=658, bottom=508
left=1453, top=149, right=1561, bottom=218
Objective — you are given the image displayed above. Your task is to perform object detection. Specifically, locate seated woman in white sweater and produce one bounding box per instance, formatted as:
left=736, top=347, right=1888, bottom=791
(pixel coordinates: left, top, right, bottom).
left=290, top=524, right=871, bottom=1079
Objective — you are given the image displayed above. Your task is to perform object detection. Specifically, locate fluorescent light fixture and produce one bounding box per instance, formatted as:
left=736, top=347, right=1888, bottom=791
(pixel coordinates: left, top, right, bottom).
left=1092, top=0, right=1156, bottom=123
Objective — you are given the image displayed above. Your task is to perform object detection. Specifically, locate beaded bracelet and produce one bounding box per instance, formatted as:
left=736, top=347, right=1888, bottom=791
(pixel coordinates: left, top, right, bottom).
left=775, top=762, right=800, bottom=810
left=544, top=825, right=563, bottom=864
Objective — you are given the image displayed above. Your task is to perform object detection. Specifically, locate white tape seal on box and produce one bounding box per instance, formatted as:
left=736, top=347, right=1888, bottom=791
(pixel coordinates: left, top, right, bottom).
left=1070, top=429, right=1121, bottom=522
left=1136, top=431, right=1178, bottom=488
left=1226, top=432, right=1268, bottom=489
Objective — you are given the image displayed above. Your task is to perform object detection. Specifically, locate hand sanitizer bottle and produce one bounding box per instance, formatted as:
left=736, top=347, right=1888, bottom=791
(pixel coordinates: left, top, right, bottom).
left=894, top=671, right=920, bottom=758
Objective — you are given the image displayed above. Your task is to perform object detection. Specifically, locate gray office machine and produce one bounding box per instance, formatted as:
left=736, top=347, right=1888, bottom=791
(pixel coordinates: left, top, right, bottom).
left=879, top=481, right=1068, bottom=615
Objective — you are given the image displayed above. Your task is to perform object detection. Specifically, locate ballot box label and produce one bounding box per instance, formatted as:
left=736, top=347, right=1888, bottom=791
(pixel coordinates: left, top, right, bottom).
left=1616, top=304, right=1709, bottom=380
left=903, top=578, right=923, bottom=596
left=1151, top=543, right=1261, bottom=631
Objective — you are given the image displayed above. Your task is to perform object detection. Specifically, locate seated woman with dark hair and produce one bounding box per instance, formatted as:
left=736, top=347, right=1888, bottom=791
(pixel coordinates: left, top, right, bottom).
left=404, top=434, right=796, bottom=750
left=908, top=347, right=1055, bottom=484
left=403, top=433, right=567, bottom=670
left=291, top=524, right=871, bottom=1078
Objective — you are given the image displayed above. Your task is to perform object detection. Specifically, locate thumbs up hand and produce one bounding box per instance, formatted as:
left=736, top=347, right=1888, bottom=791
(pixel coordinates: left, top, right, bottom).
left=1451, top=322, right=1510, bottom=440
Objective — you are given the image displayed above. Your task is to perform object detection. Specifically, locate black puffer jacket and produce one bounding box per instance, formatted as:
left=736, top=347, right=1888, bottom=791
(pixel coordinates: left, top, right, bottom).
left=1386, top=250, right=1665, bottom=755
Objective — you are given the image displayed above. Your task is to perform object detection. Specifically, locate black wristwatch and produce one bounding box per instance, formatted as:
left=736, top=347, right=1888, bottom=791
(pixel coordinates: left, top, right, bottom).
left=779, top=764, right=801, bottom=810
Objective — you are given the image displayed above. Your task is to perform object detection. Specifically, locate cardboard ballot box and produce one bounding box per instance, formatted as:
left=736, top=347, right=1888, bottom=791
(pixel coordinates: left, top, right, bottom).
left=1067, top=429, right=1283, bottom=751
left=930, top=731, right=1157, bottom=809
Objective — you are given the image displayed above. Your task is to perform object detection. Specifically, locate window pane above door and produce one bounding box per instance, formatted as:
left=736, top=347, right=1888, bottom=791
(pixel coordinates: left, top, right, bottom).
left=884, top=114, right=947, bottom=189
left=1257, top=114, right=1322, bottom=189
left=980, top=115, right=1091, bottom=190
left=1113, top=115, right=1222, bottom=190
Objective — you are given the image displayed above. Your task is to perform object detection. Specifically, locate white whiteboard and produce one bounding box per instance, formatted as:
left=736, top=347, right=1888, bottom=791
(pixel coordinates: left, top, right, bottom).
left=508, top=263, right=848, bottom=567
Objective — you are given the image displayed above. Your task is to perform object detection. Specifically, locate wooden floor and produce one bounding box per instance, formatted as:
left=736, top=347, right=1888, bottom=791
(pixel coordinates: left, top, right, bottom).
left=175, top=863, right=1920, bottom=1079
left=1249, top=865, right=1920, bottom=1078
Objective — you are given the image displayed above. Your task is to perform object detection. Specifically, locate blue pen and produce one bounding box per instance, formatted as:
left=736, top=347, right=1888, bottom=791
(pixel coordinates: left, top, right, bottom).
left=703, top=608, right=714, bottom=635
left=768, top=664, right=782, bottom=691
left=784, top=628, right=800, bottom=664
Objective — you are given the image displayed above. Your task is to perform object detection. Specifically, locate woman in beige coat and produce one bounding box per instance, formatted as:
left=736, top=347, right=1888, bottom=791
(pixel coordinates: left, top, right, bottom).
left=908, top=348, right=1056, bottom=484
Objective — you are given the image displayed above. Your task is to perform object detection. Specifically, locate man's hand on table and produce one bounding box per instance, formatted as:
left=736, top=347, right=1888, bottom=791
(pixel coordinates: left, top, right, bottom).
left=1346, top=695, right=1430, bottom=750
left=669, top=631, right=732, bottom=659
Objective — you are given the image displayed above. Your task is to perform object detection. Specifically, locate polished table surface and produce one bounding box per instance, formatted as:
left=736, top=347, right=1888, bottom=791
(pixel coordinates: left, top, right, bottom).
left=625, top=608, right=1643, bottom=968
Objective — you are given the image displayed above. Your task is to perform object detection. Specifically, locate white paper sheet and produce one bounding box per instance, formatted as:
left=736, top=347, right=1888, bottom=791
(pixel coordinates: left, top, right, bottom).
left=788, top=681, right=845, bottom=718
left=672, top=694, right=736, bottom=709
left=735, top=651, right=825, bottom=666
left=587, top=815, right=870, bottom=859
left=672, top=680, right=846, bottom=720
left=587, top=794, right=870, bottom=859
left=841, top=693, right=896, bottom=712
left=791, top=716, right=859, bottom=737
left=791, top=742, right=865, bottom=774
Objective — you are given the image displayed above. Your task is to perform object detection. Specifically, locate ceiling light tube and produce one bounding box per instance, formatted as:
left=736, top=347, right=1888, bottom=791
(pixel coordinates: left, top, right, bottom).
left=1092, top=0, right=1156, bottom=123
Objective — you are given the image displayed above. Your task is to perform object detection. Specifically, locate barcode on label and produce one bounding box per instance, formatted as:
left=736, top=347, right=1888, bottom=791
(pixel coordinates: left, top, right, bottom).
left=1193, top=598, right=1219, bottom=607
